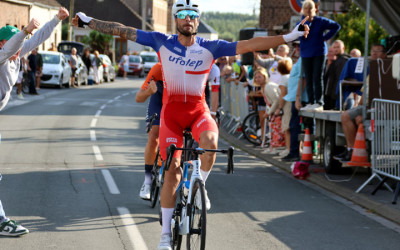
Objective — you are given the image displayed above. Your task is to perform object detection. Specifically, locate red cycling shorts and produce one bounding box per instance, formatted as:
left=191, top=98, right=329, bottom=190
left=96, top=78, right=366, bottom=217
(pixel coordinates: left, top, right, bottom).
left=159, top=101, right=218, bottom=160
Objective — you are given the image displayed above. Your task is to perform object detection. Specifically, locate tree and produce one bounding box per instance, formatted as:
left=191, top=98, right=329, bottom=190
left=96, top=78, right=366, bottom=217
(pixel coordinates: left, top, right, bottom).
left=62, top=23, right=69, bottom=41
left=81, top=30, right=114, bottom=54
left=334, top=2, right=388, bottom=54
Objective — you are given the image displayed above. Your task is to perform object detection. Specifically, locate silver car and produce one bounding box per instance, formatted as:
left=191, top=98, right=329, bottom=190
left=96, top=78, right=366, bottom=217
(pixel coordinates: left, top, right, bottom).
left=99, top=54, right=116, bottom=82
left=40, top=51, right=71, bottom=88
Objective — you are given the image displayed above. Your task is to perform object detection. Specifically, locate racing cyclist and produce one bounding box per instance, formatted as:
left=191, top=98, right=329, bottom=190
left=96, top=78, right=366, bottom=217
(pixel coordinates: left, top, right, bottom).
left=135, top=63, right=163, bottom=200
left=72, top=0, right=309, bottom=248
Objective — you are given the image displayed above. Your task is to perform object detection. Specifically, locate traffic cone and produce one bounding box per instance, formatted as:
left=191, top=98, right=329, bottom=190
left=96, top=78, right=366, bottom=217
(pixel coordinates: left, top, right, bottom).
left=347, top=124, right=371, bottom=167
left=301, top=128, right=313, bottom=162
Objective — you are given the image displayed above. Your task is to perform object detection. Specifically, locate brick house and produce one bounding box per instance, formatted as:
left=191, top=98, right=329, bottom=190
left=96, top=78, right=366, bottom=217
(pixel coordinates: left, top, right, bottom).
left=0, top=0, right=62, bottom=51
left=259, top=0, right=297, bottom=36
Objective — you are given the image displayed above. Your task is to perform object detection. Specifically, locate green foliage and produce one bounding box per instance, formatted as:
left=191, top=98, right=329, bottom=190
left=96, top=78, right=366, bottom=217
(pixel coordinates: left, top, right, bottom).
left=334, top=2, right=388, bottom=54
left=80, top=30, right=114, bottom=54
left=202, top=12, right=259, bottom=41
left=62, top=23, right=69, bottom=41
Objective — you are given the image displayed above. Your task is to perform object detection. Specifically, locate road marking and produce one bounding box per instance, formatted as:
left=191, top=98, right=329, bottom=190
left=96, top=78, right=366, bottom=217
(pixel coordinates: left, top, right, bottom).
left=117, top=207, right=148, bottom=250
left=90, top=118, right=97, bottom=128
left=114, top=96, right=121, bottom=100
left=95, top=110, right=102, bottom=117
left=107, top=99, right=114, bottom=104
left=100, top=104, right=106, bottom=110
left=92, top=145, right=103, bottom=161
left=101, top=169, right=120, bottom=194
left=90, top=130, right=96, bottom=141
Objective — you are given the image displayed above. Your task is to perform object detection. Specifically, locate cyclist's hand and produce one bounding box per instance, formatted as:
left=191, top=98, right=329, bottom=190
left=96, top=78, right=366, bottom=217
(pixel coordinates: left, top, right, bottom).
left=148, top=80, right=157, bottom=95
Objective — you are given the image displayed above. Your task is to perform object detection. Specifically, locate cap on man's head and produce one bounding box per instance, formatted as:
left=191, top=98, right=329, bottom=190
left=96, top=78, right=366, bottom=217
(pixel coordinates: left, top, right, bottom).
left=0, top=25, right=20, bottom=41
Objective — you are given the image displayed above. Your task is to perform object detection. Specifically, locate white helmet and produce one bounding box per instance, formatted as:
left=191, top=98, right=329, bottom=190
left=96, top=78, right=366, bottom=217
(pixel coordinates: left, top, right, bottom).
left=172, top=0, right=201, bottom=17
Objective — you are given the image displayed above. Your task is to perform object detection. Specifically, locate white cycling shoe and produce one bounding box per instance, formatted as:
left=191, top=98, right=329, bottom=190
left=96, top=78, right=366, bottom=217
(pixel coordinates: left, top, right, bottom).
left=139, top=183, right=151, bottom=200
left=195, top=188, right=211, bottom=211
left=158, top=233, right=172, bottom=250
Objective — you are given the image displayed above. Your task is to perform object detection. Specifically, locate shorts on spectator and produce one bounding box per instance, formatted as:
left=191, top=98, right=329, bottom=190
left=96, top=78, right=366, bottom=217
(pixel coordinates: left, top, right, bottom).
left=348, top=106, right=363, bottom=120
left=71, top=68, right=77, bottom=77
left=281, top=101, right=292, bottom=132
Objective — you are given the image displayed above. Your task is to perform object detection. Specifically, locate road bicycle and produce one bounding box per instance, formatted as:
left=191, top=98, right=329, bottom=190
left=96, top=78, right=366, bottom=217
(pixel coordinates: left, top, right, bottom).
left=164, top=142, right=234, bottom=250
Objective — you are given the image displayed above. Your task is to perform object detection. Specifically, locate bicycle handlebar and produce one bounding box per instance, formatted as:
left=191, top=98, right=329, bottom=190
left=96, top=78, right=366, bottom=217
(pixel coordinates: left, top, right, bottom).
left=165, top=144, right=234, bottom=174
left=146, top=113, right=158, bottom=133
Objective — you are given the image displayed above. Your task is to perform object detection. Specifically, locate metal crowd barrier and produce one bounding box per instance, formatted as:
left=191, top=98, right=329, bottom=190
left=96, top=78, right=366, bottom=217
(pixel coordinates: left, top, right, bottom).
left=356, top=99, right=400, bottom=196
left=219, top=78, right=249, bottom=137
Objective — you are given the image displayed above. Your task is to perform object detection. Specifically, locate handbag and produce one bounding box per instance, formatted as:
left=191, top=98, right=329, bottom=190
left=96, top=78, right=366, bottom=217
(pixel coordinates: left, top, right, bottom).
left=291, top=161, right=310, bottom=179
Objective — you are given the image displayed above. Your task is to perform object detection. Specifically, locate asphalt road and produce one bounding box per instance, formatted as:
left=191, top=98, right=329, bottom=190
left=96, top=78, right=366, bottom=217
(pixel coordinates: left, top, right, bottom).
left=0, top=77, right=400, bottom=249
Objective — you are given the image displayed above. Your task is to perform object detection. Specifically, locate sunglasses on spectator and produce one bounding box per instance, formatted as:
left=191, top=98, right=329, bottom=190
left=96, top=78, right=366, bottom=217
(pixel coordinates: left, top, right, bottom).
left=176, top=10, right=199, bottom=20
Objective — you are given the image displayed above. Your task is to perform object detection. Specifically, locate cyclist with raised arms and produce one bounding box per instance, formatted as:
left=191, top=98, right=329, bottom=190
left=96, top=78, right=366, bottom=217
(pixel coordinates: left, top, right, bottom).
left=135, top=62, right=163, bottom=200
left=72, top=1, right=309, bottom=248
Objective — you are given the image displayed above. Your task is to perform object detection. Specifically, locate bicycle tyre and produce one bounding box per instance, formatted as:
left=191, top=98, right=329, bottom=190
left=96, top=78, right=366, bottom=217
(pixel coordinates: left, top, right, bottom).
left=172, top=204, right=183, bottom=250
left=187, top=179, right=206, bottom=250
left=21, top=77, right=30, bottom=94
left=150, top=149, right=160, bottom=208
left=241, top=112, right=261, bottom=145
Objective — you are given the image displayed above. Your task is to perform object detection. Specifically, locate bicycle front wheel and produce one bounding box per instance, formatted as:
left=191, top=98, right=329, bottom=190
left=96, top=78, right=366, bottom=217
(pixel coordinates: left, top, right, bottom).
left=187, top=179, right=206, bottom=250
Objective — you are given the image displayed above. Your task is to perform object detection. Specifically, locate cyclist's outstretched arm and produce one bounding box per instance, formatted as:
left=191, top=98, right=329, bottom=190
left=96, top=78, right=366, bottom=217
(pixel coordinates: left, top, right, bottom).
left=236, top=16, right=309, bottom=55
left=72, top=13, right=137, bottom=41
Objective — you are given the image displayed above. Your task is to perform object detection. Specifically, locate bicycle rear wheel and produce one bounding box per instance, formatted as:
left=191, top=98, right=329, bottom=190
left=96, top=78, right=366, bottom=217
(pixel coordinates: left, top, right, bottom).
left=242, top=112, right=261, bottom=145
left=171, top=204, right=183, bottom=250
left=187, top=179, right=206, bottom=250
left=150, top=149, right=161, bottom=208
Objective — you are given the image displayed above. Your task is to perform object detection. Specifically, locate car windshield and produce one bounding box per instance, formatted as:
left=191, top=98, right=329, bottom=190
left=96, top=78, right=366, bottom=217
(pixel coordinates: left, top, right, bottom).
left=42, top=54, right=60, bottom=64
left=129, top=57, right=141, bottom=63
left=141, top=55, right=158, bottom=63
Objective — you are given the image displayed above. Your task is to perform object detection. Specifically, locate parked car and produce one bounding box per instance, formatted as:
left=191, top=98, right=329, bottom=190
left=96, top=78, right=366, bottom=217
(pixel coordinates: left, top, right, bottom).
left=140, top=51, right=159, bottom=74
left=99, top=54, right=116, bottom=82
left=40, top=51, right=71, bottom=88
left=64, top=54, right=88, bottom=86
left=118, top=55, right=144, bottom=77
left=57, top=41, right=85, bottom=56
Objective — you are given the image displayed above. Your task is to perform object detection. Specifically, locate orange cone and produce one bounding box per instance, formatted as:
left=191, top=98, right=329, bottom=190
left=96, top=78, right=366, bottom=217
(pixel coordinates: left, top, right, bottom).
left=301, top=128, right=313, bottom=162
left=347, top=124, right=371, bottom=167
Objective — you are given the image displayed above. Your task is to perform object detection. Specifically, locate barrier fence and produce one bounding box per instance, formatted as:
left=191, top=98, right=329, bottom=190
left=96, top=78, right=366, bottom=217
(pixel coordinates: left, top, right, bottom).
left=356, top=99, right=400, bottom=198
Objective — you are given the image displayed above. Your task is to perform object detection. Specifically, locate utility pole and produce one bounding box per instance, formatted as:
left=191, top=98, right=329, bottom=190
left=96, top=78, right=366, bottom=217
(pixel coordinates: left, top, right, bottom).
left=141, top=0, right=146, bottom=50
left=68, top=0, right=74, bottom=41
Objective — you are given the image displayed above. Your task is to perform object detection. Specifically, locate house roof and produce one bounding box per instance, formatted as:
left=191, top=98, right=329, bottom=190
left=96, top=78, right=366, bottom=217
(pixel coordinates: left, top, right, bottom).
left=198, top=20, right=217, bottom=34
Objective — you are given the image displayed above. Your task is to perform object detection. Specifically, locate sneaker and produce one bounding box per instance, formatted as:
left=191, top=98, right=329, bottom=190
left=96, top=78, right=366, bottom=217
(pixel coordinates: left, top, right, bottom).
left=157, top=233, right=172, bottom=250
left=300, top=104, right=312, bottom=111
left=139, top=184, right=151, bottom=200
left=340, top=149, right=353, bottom=162
left=282, top=154, right=300, bottom=162
left=308, top=104, right=323, bottom=112
left=195, top=188, right=211, bottom=211
left=17, top=93, right=24, bottom=99
left=0, top=219, right=29, bottom=236
left=333, top=150, right=348, bottom=161
left=279, top=149, right=290, bottom=157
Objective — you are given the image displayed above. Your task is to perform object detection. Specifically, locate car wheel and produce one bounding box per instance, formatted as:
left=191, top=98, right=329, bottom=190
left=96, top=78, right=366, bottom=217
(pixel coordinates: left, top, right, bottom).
left=64, top=77, right=70, bottom=88
left=58, top=75, right=63, bottom=89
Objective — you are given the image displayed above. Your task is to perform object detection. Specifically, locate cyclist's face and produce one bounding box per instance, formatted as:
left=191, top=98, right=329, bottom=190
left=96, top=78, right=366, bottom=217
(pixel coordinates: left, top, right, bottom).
left=176, top=12, right=199, bottom=37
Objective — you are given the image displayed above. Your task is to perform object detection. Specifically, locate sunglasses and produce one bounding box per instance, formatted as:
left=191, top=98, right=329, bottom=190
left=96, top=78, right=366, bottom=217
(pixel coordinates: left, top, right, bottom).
left=176, top=10, right=199, bottom=20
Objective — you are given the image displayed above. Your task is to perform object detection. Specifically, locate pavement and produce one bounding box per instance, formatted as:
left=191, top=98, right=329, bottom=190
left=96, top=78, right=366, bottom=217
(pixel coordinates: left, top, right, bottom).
left=219, top=123, right=400, bottom=226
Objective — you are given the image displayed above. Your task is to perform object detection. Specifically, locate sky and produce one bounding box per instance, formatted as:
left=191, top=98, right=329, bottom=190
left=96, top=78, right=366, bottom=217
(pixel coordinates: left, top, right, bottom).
left=200, top=0, right=260, bottom=15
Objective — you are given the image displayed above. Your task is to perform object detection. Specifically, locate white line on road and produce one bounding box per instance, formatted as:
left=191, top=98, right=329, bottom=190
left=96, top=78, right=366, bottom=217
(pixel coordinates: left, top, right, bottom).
left=95, top=110, right=102, bottom=117
left=117, top=207, right=148, bottom=250
left=114, top=96, right=121, bottom=100
left=90, top=130, right=96, bottom=141
left=90, top=118, right=97, bottom=128
left=101, top=169, right=120, bottom=194
left=92, top=145, right=104, bottom=161
left=100, top=104, right=106, bottom=110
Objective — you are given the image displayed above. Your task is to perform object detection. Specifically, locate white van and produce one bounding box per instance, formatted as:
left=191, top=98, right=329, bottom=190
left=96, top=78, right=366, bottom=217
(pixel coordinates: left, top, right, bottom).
left=139, top=51, right=159, bottom=74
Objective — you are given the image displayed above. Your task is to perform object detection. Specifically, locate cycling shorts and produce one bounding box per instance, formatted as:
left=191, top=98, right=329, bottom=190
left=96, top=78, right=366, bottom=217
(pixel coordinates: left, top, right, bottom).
left=159, top=101, right=218, bottom=160
left=146, top=81, right=164, bottom=126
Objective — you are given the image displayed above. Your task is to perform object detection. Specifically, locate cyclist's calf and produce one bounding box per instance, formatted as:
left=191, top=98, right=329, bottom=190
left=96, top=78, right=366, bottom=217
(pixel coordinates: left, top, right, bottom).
left=160, top=157, right=182, bottom=208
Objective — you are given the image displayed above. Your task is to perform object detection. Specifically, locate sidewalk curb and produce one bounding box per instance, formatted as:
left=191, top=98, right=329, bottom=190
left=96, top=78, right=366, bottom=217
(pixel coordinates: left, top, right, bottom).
left=219, top=128, right=400, bottom=226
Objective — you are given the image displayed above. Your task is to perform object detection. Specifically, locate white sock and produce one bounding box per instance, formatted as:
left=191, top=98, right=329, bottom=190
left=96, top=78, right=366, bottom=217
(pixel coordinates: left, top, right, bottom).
left=144, top=172, right=152, bottom=185
left=200, top=169, right=210, bottom=183
left=161, top=207, right=174, bottom=235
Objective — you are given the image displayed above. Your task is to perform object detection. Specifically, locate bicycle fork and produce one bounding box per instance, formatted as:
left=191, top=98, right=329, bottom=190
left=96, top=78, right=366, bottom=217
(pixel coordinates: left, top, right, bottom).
left=179, top=159, right=203, bottom=235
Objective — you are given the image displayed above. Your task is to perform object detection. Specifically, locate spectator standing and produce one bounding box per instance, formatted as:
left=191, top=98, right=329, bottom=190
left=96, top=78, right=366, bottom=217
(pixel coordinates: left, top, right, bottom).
left=35, top=48, right=43, bottom=89
left=255, top=45, right=292, bottom=84
left=15, top=57, right=27, bottom=99
left=323, top=46, right=337, bottom=109
left=27, top=48, right=39, bottom=95
left=92, top=50, right=102, bottom=84
left=350, top=48, right=361, bottom=58
left=69, top=47, right=78, bottom=88
left=48, top=42, right=57, bottom=51
left=121, top=52, right=129, bottom=79
left=248, top=68, right=267, bottom=142
left=275, top=59, right=293, bottom=158
left=82, top=48, right=92, bottom=78
left=299, top=0, right=340, bottom=111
